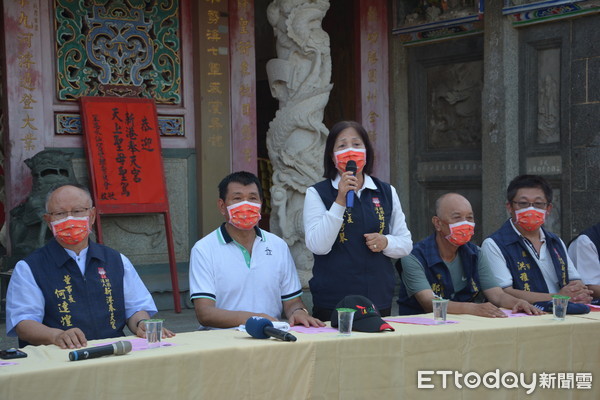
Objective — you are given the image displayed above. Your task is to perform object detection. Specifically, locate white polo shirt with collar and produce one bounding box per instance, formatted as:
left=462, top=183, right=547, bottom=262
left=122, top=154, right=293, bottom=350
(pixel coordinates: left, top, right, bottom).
left=189, top=224, right=302, bottom=324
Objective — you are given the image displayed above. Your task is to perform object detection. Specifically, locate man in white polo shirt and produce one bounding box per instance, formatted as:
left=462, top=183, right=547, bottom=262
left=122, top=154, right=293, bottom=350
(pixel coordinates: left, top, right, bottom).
left=568, top=222, right=600, bottom=300
left=189, top=171, right=324, bottom=329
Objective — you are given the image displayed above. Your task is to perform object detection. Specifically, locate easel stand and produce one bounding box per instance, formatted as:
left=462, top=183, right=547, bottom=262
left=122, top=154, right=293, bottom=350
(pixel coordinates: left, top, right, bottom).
left=80, top=96, right=182, bottom=313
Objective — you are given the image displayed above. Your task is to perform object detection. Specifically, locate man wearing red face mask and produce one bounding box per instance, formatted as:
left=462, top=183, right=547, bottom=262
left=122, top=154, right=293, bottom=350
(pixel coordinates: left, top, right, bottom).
left=396, top=193, right=540, bottom=317
left=189, top=171, right=324, bottom=329
left=5, top=184, right=174, bottom=349
left=482, top=175, right=593, bottom=304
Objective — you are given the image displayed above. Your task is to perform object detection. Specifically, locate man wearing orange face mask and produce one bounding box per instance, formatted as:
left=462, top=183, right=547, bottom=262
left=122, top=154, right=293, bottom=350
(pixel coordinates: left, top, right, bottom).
left=189, top=171, right=324, bottom=329
left=396, top=193, right=540, bottom=317
left=482, top=175, right=593, bottom=304
left=6, top=184, right=173, bottom=349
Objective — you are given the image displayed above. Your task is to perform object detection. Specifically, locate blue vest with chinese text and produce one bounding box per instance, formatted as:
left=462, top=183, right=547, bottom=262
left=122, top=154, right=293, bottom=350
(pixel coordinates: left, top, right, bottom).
left=581, top=223, right=600, bottom=263
left=23, top=239, right=126, bottom=346
left=489, top=219, right=569, bottom=293
left=396, top=234, right=481, bottom=315
left=309, top=177, right=394, bottom=310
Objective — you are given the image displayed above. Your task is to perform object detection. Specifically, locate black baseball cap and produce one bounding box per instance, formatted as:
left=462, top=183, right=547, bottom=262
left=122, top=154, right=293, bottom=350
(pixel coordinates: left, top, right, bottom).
left=330, top=295, right=395, bottom=332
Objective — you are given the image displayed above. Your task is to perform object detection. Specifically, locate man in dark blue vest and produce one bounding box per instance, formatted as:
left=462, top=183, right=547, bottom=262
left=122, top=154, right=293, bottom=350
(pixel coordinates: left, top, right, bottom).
left=398, top=193, right=540, bottom=317
left=482, top=175, right=593, bottom=304
left=6, top=184, right=174, bottom=349
left=568, top=222, right=600, bottom=300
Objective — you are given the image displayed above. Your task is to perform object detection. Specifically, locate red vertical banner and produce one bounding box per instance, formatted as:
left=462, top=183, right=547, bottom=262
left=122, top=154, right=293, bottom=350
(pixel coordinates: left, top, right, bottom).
left=80, top=96, right=181, bottom=312
left=357, top=0, right=390, bottom=181
left=229, top=0, right=257, bottom=173
left=80, top=97, right=168, bottom=211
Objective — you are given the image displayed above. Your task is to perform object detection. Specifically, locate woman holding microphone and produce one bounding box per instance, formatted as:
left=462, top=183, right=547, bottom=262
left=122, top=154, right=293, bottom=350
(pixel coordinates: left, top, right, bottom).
left=303, top=121, right=413, bottom=320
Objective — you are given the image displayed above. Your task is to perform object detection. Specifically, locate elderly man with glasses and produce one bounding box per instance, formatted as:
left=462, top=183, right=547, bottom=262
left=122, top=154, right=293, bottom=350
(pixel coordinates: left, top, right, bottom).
left=6, top=184, right=174, bottom=349
left=481, top=175, right=593, bottom=304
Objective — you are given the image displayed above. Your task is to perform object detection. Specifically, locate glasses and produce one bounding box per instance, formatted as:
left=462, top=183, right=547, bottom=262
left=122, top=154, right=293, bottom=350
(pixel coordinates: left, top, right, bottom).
left=511, top=201, right=548, bottom=210
left=47, top=207, right=92, bottom=219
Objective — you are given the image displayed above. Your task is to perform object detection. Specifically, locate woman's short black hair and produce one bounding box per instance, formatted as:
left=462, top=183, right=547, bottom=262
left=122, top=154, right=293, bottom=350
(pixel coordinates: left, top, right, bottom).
left=506, top=174, right=553, bottom=204
left=322, top=121, right=374, bottom=180
left=218, top=171, right=264, bottom=201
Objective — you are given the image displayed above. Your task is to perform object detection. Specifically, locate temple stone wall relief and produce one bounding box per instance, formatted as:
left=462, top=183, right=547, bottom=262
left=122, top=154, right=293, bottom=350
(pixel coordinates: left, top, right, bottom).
left=537, top=48, right=560, bottom=145
left=426, top=61, right=482, bottom=150
left=401, top=12, right=600, bottom=242
left=519, top=21, right=570, bottom=236
left=408, top=36, right=484, bottom=244
left=569, top=14, right=600, bottom=237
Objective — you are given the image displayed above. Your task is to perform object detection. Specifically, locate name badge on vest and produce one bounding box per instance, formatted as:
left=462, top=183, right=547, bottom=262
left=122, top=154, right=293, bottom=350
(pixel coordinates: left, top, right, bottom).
left=372, top=197, right=385, bottom=233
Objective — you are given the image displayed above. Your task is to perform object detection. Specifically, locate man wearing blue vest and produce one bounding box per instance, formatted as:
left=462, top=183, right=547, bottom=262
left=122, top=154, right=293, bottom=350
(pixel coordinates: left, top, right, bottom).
left=481, top=175, right=593, bottom=304
left=568, top=222, right=600, bottom=300
left=6, top=184, right=173, bottom=349
left=397, top=193, right=540, bottom=317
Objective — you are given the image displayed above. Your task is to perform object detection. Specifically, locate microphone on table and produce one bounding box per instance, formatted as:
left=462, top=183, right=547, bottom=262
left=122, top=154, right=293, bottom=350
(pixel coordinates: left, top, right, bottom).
left=245, top=316, right=297, bottom=342
left=345, top=160, right=357, bottom=208
left=68, top=340, right=132, bottom=361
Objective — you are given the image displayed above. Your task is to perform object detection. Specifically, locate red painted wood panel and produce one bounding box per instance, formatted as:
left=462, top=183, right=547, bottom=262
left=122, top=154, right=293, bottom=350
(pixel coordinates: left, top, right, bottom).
left=356, top=0, right=390, bottom=181
left=229, top=0, right=258, bottom=174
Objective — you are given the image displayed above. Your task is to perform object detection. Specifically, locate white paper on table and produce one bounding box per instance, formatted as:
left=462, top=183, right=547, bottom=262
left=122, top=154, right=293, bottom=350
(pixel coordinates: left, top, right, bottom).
left=237, top=321, right=290, bottom=333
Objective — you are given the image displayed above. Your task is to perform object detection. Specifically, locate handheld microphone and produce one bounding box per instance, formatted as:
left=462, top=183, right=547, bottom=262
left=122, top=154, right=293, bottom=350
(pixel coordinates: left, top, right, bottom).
left=345, top=160, right=357, bottom=208
left=245, top=316, right=297, bottom=342
left=68, top=340, right=132, bottom=361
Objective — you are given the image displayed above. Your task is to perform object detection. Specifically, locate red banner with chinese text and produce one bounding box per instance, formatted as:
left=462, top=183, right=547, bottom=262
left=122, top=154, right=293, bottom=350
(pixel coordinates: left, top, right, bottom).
left=80, top=97, right=167, bottom=209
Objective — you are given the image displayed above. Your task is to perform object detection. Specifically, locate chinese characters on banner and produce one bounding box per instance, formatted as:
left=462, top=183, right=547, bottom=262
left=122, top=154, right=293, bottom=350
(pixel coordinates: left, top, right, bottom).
left=230, top=0, right=257, bottom=173
left=15, top=1, right=40, bottom=152
left=204, top=0, right=229, bottom=151
left=197, top=0, right=233, bottom=233
left=360, top=1, right=390, bottom=181
left=3, top=0, right=45, bottom=208
left=80, top=98, right=167, bottom=207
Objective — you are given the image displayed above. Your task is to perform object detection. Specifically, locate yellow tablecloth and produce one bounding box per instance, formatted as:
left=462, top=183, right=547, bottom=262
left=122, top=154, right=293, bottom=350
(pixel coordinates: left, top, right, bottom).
left=1, top=312, right=598, bottom=400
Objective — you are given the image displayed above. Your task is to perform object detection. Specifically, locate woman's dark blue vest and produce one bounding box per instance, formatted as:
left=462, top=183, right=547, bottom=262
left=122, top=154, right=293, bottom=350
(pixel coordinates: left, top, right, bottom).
left=581, top=223, right=600, bottom=263
left=489, top=219, right=569, bottom=292
left=309, top=177, right=394, bottom=310
left=396, top=234, right=482, bottom=315
left=22, top=239, right=126, bottom=347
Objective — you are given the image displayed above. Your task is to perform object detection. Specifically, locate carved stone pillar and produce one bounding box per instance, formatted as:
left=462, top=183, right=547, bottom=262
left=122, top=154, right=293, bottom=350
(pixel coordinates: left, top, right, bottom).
left=265, top=0, right=332, bottom=287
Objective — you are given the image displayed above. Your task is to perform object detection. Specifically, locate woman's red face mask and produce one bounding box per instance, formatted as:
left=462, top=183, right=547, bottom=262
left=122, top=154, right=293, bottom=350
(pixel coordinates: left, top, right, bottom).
left=334, top=148, right=366, bottom=173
